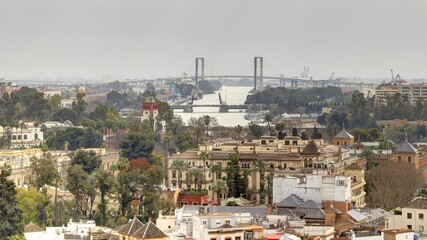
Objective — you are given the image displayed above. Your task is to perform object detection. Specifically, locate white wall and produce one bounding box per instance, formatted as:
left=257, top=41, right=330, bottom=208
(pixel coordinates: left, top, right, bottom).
left=273, top=174, right=351, bottom=204
left=387, top=208, right=427, bottom=233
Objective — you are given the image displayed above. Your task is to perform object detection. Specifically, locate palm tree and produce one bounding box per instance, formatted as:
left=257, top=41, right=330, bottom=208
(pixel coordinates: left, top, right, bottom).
left=212, top=179, right=228, bottom=204
left=203, top=115, right=211, bottom=138
left=19, top=121, right=26, bottom=150
left=210, top=164, right=223, bottom=182
left=188, top=168, right=203, bottom=192
left=200, top=151, right=209, bottom=190
left=242, top=168, right=252, bottom=198
left=210, top=164, right=223, bottom=199
left=170, top=159, right=188, bottom=189
left=264, top=112, right=273, bottom=132
left=235, top=125, right=243, bottom=139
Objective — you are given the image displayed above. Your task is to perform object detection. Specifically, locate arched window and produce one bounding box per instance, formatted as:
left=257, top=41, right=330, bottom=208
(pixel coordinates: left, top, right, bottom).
left=24, top=135, right=27, bottom=140
left=398, top=156, right=402, bottom=162
left=408, top=156, right=412, bottom=163
left=34, top=133, right=38, bottom=140
left=12, top=135, right=16, bottom=140
left=18, top=135, right=21, bottom=140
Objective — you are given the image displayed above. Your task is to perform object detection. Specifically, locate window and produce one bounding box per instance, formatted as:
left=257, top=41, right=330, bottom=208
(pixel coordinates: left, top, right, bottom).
left=398, top=156, right=402, bottom=162
left=408, top=157, right=412, bottom=163
left=407, top=213, right=412, bottom=219
left=337, top=180, right=346, bottom=186
left=202, top=221, right=207, bottom=225
left=225, top=220, right=230, bottom=225
left=244, top=232, right=254, bottom=240
left=420, top=213, right=424, bottom=219
left=236, top=237, right=241, bottom=240
left=407, top=225, right=412, bottom=229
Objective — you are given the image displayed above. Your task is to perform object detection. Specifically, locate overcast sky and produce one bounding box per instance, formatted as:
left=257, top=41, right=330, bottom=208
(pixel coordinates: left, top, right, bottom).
left=1, top=0, right=426, bottom=80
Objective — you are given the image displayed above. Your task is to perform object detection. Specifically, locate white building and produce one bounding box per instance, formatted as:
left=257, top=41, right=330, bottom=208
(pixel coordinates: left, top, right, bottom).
left=191, top=213, right=264, bottom=240
left=60, top=99, right=74, bottom=109
left=24, top=219, right=99, bottom=240
left=0, top=122, right=43, bottom=149
left=387, top=198, right=427, bottom=233
left=273, top=171, right=351, bottom=204
left=294, top=225, right=335, bottom=240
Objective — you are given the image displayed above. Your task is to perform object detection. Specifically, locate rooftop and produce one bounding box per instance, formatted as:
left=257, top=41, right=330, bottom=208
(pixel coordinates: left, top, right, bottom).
left=394, top=141, right=418, bottom=154
left=334, top=130, right=354, bottom=139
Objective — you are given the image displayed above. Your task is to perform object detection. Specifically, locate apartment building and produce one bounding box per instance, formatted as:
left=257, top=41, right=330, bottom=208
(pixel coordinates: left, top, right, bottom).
left=398, top=84, right=427, bottom=105
left=387, top=198, right=427, bottom=233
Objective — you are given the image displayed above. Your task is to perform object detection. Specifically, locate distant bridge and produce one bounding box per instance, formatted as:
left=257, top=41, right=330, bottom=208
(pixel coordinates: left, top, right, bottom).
left=124, top=74, right=376, bottom=89
left=170, top=104, right=248, bottom=110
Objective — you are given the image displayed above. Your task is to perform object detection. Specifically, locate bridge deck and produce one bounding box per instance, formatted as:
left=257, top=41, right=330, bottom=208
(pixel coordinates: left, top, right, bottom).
left=170, top=104, right=248, bottom=109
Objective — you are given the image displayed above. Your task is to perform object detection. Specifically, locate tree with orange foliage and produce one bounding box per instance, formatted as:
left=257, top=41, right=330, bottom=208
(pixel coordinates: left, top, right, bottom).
left=127, top=158, right=151, bottom=172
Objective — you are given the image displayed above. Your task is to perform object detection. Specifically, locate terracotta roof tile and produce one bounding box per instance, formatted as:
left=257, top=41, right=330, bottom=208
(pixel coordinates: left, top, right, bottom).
left=131, top=221, right=168, bottom=239
left=118, top=218, right=145, bottom=236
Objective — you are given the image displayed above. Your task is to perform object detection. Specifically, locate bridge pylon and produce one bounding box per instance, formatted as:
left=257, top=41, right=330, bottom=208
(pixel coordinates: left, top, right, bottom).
left=195, top=58, right=204, bottom=86
left=254, top=57, right=263, bottom=91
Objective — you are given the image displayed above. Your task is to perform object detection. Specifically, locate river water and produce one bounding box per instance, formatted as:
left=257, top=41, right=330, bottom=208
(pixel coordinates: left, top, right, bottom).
left=174, top=86, right=253, bottom=127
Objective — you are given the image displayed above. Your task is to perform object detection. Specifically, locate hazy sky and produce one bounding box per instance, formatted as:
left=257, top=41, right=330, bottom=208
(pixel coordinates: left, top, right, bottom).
left=1, top=0, right=427, bottom=80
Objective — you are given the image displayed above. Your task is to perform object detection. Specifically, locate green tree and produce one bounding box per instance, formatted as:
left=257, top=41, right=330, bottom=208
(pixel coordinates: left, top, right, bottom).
left=70, top=150, right=101, bottom=174
left=210, top=164, right=223, bottom=199
left=264, top=112, right=273, bottom=132
left=17, top=187, right=52, bottom=226
left=94, top=169, right=115, bottom=226
left=170, top=159, right=188, bottom=189
left=254, top=158, right=266, bottom=204
left=212, top=179, right=228, bottom=204
left=66, top=165, right=96, bottom=218
left=235, top=125, right=243, bottom=139
left=119, top=131, right=155, bottom=162
left=249, top=123, right=265, bottom=139
left=203, top=115, right=211, bottom=138
left=53, top=108, right=79, bottom=125
left=188, top=168, right=203, bottom=192
left=292, top=128, right=298, bottom=137
left=349, top=92, right=370, bottom=128
left=48, top=94, right=61, bottom=113
left=72, top=98, right=87, bottom=122
left=312, top=126, right=322, bottom=139
left=275, top=122, right=286, bottom=140
left=225, top=153, right=244, bottom=198
left=0, top=165, right=23, bottom=237
left=30, top=156, right=60, bottom=189
left=45, top=128, right=103, bottom=150
left=200, top=151, right=209, bottom=190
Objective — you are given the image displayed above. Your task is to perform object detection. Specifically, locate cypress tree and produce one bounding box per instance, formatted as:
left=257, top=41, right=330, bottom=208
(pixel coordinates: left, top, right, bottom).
left=225, top=153, right=245, bottom=198
left=0, top=165, right=23, bottom=237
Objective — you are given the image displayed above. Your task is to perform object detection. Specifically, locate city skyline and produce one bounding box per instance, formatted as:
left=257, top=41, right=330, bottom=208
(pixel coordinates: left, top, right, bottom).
left=1, top=0, right=427, bottom=80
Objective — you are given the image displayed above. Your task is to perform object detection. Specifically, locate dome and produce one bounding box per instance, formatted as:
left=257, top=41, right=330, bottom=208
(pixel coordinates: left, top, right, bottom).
left=77, top=86, right=86, bottom=94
